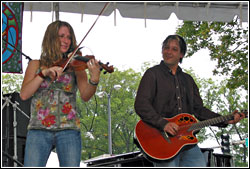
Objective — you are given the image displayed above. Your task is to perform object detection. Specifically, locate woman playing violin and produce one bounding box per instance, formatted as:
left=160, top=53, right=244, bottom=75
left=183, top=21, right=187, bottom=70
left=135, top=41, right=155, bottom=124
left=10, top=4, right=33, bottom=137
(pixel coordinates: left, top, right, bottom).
left=20, top=20, right=101, bottom=167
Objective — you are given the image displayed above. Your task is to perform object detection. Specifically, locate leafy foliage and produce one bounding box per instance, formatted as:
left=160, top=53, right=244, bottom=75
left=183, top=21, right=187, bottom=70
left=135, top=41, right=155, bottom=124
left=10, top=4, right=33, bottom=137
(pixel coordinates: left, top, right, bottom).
left=176, top=17, right=248, bottom=90
left=78, top=68, right=142, bottom=159
left=176, top=18, right=248, bottom=166
left=184, top=69, right=248, bottom=167
left=2, top=73, right=23, bottom=94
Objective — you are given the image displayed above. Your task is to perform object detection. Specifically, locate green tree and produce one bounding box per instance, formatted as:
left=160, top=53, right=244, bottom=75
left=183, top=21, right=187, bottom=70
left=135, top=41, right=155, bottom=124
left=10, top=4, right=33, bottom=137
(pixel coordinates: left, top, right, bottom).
left=2, top=73, right=23, bottom=94
left=214, top=82, right=248, bottom=167
left=176, top=17, right=248, bottom=166
left=79, top=68, right=142, bottom=160
left=185, top=69, right=248, bottom=167
left=176, top=17, right=248, bottom=90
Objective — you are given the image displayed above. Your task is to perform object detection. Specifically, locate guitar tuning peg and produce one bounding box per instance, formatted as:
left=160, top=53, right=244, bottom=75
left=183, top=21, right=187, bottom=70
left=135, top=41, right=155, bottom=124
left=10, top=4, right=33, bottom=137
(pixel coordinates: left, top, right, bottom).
left=104, top=71, right=107, bottom=74
left=106, top=62, right=109, bottom=65
left=100, top=67, right=103, bottom=71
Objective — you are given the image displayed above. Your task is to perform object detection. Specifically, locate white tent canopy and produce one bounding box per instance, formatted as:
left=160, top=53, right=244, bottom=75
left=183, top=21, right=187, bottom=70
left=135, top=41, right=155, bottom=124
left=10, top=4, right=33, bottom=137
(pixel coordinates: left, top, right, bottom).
left=24, top=1, right=248, bottom=22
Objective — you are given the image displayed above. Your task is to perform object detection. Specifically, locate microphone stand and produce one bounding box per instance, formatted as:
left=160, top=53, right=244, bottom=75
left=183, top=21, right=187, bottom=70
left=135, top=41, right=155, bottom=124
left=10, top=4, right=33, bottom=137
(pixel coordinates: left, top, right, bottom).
left=2, top=94, right=30, bottom=167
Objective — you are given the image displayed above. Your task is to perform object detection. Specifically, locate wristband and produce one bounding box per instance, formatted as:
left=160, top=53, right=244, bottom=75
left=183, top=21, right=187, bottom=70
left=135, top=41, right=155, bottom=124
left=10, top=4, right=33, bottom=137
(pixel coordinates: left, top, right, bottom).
left=89, top=79, right=99, bottom=86
left=37, top=70, right=46, bottom=79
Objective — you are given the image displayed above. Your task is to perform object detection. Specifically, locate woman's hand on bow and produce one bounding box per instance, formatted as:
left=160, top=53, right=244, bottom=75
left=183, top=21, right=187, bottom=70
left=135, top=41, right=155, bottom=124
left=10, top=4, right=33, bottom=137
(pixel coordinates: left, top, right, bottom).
left=43, top=66, right=63, bottom=81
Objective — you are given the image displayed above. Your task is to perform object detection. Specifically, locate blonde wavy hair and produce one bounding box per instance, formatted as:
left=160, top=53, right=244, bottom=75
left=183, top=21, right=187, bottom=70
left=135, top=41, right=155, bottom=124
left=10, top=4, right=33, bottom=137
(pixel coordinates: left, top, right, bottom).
left=40, top=20, right=77, bottom=67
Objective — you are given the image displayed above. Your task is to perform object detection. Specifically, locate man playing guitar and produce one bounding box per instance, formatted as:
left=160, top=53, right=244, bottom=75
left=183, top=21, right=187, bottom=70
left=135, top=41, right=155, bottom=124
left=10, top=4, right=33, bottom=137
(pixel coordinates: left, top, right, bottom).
left=134, top=35, right=246, bottom=167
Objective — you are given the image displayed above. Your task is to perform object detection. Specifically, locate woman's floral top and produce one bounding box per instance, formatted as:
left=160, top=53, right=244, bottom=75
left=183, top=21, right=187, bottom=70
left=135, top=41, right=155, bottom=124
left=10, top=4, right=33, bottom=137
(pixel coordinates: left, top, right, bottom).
left=28, top=69, right=81, bottom=131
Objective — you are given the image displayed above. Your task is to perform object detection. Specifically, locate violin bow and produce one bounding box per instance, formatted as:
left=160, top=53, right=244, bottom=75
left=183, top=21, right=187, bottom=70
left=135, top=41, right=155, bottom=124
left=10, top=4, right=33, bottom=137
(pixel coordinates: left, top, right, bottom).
left=62, top=2, right=110, bottom=72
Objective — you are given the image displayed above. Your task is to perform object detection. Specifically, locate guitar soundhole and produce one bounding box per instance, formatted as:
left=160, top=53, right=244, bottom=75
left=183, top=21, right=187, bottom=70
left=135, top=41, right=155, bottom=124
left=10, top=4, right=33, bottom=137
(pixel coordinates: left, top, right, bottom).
left=178, top=115, right=195, bottom=124
left=187, top=136, right=195, bottom=140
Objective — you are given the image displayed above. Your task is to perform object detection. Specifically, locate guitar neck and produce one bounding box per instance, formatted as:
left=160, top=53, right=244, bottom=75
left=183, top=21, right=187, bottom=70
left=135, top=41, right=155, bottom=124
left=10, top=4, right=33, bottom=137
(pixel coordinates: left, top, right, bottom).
left=189, top=114, right=234, bottom=131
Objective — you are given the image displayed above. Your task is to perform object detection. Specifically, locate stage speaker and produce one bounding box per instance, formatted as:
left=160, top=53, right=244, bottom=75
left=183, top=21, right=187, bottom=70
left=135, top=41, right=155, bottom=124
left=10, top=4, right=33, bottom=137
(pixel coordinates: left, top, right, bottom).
left=212, top=153, right=233, bottom=167
left=2, top=92, right=32, bottom=166
left=85, top=151, right=153, bottom=167
left=201, top=148, right=214, bottom=167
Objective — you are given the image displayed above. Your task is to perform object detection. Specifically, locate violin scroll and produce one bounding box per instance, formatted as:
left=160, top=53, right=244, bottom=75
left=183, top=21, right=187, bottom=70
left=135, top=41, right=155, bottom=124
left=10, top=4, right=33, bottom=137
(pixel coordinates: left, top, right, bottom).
left=98, top=61, right=114, bottom=74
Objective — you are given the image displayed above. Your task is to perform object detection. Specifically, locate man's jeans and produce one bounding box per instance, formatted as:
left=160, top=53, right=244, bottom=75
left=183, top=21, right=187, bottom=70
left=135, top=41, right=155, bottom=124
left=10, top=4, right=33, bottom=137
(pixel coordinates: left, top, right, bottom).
left=153, top=145, right=207, bottom=167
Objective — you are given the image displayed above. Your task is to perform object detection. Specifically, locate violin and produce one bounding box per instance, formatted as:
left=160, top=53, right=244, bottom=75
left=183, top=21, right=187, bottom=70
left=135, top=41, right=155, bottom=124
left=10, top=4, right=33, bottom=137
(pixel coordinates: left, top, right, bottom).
left=54, top=53, right=114, bottom=74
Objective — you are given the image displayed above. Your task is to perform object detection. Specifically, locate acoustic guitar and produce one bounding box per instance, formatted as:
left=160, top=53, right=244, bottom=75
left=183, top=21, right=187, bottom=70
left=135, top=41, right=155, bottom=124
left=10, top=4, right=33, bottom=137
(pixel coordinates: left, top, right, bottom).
left=134, top=111, right=247, bottom=161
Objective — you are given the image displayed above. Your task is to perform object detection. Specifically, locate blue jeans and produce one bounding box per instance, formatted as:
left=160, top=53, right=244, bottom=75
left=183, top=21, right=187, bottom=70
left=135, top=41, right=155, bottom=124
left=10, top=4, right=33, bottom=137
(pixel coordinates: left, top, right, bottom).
left=153, top=145, right=206, bottom=167
left=24, top=129, right=82, bottom=167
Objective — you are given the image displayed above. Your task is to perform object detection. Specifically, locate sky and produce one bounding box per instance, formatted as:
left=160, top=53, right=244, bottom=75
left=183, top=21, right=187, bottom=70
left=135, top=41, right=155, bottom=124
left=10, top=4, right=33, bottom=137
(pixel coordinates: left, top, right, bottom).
left=18, top=9, right=246, bottom=167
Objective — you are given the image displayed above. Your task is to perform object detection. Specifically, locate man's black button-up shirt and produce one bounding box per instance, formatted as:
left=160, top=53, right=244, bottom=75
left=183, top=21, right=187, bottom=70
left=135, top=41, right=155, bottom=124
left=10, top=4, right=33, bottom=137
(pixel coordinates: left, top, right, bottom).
left=134, top=61, right=227, bottom=131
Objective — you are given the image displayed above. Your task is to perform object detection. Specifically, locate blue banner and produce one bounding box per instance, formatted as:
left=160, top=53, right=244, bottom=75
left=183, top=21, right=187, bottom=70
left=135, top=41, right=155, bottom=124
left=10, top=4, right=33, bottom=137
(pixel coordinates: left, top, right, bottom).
left=2, top=2, right=24, bottom=73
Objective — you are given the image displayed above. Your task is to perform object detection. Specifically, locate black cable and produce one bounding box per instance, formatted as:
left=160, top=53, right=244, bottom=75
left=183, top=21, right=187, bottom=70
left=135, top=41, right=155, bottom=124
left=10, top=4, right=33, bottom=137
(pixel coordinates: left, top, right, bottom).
left=2, top=38, right=32, bottom=62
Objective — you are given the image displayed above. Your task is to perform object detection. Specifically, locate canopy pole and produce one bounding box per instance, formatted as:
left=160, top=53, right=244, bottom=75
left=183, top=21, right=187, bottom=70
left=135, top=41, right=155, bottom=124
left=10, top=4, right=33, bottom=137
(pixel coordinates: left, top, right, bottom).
left=51, top=2, right=59, bottom=21
left=81, top=3, right=85, bottom=23
left=113, top=2, right=117, bottom=26
left=175, top=2, right=179, bottom=18
left=51, top=2, right=54, bottom=22
left=144, top=2, right=147, bottom=28
left=206, top=2, right=211, bottom=21
left=238, top=2, right=243, bottom=27
left=29, top=3, right=33, bottom=22
left=54, top=2, right=59, bottom=21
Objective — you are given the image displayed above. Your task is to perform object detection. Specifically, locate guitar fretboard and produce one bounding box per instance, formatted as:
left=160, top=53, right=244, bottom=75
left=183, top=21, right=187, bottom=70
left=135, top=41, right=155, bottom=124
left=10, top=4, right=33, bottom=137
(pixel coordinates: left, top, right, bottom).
left=188, top=114, right=234, bottom=131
